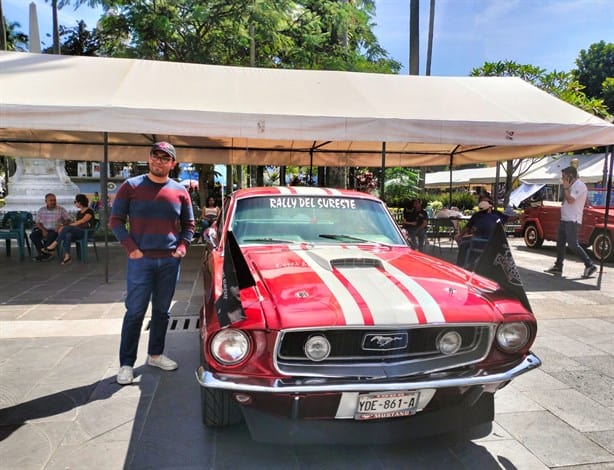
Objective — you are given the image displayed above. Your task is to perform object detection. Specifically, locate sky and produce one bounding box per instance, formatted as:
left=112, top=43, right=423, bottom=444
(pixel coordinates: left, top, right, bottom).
left=4, top=0, right=614, bottom=76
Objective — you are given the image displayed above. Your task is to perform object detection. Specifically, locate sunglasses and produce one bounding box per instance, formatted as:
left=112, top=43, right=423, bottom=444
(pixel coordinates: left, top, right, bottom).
left=150, top=153, right=173, bottom=163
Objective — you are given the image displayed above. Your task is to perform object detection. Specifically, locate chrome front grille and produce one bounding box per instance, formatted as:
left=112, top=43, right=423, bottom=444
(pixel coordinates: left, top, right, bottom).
left=275, top=325, right=494, bottom=379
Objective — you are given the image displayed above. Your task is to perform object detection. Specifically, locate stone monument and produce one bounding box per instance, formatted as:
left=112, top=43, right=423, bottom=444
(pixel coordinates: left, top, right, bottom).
left=1, top=3, right=80, bottom=214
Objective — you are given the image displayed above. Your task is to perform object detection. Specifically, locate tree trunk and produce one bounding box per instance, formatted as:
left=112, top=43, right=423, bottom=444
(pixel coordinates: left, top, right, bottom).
left=409, top=0, right=419, bottom=75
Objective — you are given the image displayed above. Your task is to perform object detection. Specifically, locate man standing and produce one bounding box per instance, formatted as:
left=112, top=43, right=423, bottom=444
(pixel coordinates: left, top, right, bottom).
left=545, top=166, right=597, bottom=278
left=110, top=142, right=195, bottom=385
left=30, top=193, right=71, bottom=261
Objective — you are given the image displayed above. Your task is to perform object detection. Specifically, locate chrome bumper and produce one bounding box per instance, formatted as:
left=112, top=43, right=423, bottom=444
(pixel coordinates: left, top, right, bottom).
left=195, top=352, right=541, bottom=393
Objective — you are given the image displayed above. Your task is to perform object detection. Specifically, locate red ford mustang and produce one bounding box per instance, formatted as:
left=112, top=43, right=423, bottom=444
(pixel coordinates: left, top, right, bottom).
left=196, top=187, right=540, bottom=444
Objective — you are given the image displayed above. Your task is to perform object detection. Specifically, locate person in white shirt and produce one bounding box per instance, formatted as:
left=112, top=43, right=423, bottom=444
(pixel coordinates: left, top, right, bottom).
left=544, top=166, right=596, bottom=278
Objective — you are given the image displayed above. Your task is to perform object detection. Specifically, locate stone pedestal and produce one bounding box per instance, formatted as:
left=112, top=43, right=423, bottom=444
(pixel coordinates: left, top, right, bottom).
left=2, top=158, right=81, bottom=214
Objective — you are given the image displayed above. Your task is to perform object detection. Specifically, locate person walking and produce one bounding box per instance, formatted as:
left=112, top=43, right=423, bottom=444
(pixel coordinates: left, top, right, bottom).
left=30, top=193, right=71, bottom=261
left=544, top=166, right=597, bottom=278
left=42, top=193, right=95, bottom=265
left=110, top=142, right=195, bottom=385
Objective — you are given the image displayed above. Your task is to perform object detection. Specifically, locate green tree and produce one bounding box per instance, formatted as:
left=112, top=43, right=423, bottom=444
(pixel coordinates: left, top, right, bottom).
left=573, top=41, right=614, bottom=115
left=1, top=18, right=28, bottom=51
left=94, top=0, right=400, bottom=72
left=43, top=20, right=100, bottom=55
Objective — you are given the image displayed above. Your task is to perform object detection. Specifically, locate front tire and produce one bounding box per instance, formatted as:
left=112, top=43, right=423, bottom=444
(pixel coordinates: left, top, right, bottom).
left=523, top=224, right=543, bottom=248
left=200, top=386, right=243, bottom=427
left=592, top=231, right=613, bottom=262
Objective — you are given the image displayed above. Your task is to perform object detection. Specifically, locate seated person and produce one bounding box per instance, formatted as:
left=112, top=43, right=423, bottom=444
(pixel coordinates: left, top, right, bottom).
left=195, top=196, right=220, bottom=243
left=455, top=199, right=508, bottom=267
left=42, top=194, right=95, bottom=265
left=403, top=199, right=429, bottom=251
left=30, top=193, right=72, bottom=261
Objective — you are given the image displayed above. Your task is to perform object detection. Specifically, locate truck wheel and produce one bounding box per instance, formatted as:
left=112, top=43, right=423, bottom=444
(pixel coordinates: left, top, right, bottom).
left=523, top=224, right=543, bottom=248
left=592, top=232, right=613, bottom=262
left=200, top=386, right=243, bottom=427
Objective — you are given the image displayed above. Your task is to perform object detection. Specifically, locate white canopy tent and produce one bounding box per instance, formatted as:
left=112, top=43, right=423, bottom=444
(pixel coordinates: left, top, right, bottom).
left=520, top=153, right=608, bottom=185
left=1, top=51, right=613, bottom=167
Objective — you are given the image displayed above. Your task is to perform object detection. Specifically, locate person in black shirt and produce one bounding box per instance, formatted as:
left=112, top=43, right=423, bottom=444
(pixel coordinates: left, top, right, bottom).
left=403, top=199, right=429, bottom=251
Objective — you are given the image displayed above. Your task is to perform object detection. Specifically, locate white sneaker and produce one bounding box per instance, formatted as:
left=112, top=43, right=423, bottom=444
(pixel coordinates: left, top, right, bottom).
left=147, top=354, right=178, bottom=371
left=117, top=366, right=134, bottom=385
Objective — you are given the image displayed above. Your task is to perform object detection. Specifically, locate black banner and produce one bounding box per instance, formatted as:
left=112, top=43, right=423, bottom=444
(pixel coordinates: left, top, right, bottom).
left=215, top=230, right=256, bottom=327
left=474, top=222, right=532, bottom=313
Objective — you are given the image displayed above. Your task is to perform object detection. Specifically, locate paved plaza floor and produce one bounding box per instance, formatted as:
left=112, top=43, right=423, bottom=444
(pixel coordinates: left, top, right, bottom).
left=0, top=238, right=613, bottom=469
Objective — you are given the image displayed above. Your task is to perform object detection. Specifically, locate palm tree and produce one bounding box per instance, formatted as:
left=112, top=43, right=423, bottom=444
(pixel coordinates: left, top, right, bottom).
left=44, top=0, right=111, bottom=54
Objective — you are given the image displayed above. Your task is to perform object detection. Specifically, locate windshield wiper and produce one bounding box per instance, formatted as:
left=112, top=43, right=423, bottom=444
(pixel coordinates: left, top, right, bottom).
left=242, top=238, right=297, bottom=244
left=318, top=234, right=370, bottom=243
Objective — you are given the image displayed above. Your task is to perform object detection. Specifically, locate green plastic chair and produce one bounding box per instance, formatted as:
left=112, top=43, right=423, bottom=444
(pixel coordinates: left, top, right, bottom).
left=0, top=211, right=33, bottom=260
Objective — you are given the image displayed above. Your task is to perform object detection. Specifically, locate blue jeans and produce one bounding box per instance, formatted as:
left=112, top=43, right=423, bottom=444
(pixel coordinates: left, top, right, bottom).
left=56, top=226, right=85, bottom=255
left=555, top=220, right=593, bottom=268
left=119, top=256, right=181, bottom=367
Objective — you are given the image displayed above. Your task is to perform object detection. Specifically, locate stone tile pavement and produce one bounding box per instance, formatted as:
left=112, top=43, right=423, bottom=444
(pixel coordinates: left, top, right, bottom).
left=0, top=238, right=613, bottom=469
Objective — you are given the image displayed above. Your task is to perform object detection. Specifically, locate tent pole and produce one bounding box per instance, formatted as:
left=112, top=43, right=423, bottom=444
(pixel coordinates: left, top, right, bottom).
left=380, top=142, right=386, bottom=200
left=448, top=155, right=453, bottom=207
left=597, top=144, right=613, bottom=290
left=102, top=132, right=109, bottom=283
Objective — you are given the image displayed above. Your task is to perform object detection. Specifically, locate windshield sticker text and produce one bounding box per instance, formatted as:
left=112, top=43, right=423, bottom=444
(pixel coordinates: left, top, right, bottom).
left=268, top=197, right=357, bottom=210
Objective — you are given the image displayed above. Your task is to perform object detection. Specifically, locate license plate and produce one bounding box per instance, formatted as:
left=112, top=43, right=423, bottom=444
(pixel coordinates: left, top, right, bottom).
left=355, top=391, right=419, bottom=420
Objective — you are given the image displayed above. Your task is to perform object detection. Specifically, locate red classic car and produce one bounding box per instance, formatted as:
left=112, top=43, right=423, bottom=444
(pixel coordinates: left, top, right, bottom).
left=521, top=189, right=614, bottom=261
left=196, top=187, right=540, bottom=444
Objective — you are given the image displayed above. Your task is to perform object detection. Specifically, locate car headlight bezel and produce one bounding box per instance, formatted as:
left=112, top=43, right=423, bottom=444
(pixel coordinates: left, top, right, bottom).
left=210, top=329, right=251, bottom=366
left=496, top=322, right=530, bottom=353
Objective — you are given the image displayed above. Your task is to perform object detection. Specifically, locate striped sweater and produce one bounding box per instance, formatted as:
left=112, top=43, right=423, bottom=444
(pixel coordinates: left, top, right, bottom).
left=109, top=174, right=195, bottom=257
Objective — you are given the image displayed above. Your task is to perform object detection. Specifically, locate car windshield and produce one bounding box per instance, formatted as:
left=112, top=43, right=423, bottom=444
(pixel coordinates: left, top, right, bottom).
left=231, top=195, right=406, bottom=246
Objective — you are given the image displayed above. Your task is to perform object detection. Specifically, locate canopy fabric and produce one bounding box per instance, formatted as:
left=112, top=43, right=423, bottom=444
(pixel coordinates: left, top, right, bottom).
left=1, top=51, right=613, bottom=167
left=520, top=153, right=607, bottom=184
left=508, top=183, right=546, bottom=208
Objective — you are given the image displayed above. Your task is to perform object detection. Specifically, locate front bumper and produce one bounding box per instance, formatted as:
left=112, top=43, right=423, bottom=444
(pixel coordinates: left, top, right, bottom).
left=195, top=352, right=541, bottom=393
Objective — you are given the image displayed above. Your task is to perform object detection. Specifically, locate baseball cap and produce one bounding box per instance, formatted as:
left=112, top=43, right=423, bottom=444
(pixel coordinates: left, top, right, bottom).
left=478, top=200, right=492, bottom=211
left=151, top=141, right=176, bottom=160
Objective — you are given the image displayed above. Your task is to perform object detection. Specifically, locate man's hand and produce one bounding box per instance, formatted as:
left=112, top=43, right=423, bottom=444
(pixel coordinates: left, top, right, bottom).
left=128, top=249, right=143, bottom=259
left=172, top=246, right=186, bottom=258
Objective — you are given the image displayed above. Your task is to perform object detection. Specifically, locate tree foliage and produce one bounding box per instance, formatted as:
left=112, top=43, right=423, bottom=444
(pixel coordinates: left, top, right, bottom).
left=93, top=0, right=400, bottom=72
left=2, top=19, right=28, bottom=51
left=42, top=20, right=100, bottom=55
left=573, top=41, right=614, bottom=115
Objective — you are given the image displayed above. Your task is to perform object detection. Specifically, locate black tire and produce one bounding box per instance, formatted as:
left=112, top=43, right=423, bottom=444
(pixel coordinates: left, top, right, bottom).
left=200, top=386, right=243, bottom=427
left=592, top=231, right=613, bottom=262
left=523, top=224, right=543, bottom=249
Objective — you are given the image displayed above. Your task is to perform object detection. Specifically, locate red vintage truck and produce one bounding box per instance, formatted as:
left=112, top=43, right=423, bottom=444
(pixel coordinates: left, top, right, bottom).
left=520, top=189, right=614, bottom=261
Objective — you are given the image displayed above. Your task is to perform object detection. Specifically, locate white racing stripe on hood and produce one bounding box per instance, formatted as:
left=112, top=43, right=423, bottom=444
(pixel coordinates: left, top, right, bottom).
left=294, top=250, right=365, bottom=325
left=336, top=267, right=420, bottom=324
left=384, top=263, right=445, bottom=322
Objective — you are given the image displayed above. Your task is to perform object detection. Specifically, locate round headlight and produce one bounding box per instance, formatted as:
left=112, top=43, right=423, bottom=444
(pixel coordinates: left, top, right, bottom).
left=304, top=335, right=331, bottom=362
left=496, top=322, right=530, bottom=353
left=210, top=329, right=250, bottom=365
left=437, top=330, right=462, bottom=355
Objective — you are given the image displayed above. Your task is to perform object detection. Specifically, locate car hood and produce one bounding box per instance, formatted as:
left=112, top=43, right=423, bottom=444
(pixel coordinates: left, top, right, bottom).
left=243, top=245, right=500, bottom=330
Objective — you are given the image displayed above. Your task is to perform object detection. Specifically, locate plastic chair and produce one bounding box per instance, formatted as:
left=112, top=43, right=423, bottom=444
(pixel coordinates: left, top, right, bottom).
left=430, top=218, right=457, bottom=252
left=463, top=237, right=489, bottom=270
left=56, top=219, right=99, bottom=263
left=0, top=211, right=33, bottom=260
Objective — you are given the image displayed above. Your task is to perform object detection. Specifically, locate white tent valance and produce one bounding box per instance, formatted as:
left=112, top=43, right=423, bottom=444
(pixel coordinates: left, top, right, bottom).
left=1, top=52, right=613, bottom=167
